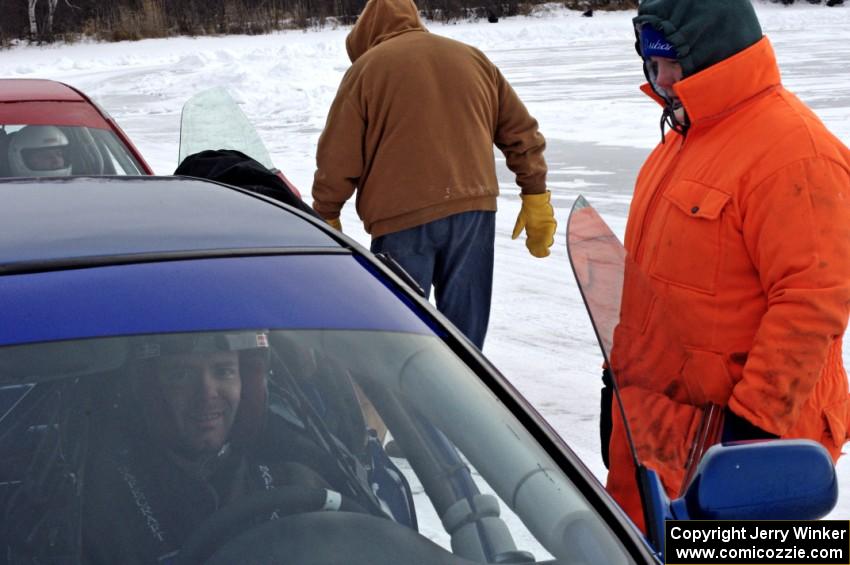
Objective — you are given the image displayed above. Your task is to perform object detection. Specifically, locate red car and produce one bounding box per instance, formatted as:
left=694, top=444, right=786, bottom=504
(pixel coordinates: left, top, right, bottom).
left=0, top=78, right=153, bottom=177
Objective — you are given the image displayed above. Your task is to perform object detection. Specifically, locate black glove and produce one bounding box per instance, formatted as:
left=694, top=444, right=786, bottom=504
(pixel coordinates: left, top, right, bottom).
left=600, top=367, right=614, bottom=469
left=721, top=408, right=778, bottom=442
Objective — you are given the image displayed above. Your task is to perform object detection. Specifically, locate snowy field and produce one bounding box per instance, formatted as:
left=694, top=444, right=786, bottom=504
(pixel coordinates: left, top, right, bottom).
left=2, top=0, right=848, bottom=520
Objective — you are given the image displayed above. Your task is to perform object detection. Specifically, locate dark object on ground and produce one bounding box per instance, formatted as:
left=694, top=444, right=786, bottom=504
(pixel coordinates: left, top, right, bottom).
left=827, top=0, right=843, bottom=6
left=582, top=9, right=593, bottom=16
left=176, top=149, right=319, bottom=219
left=487, top=13, right=498, bottom=22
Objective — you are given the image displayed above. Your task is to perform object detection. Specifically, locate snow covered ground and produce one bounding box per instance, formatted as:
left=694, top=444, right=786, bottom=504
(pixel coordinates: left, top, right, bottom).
left=2, top=1, right=848, bottom=520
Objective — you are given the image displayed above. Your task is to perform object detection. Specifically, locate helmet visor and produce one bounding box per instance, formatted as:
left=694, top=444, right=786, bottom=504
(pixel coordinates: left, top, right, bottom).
left=20, top=146, right=69, bottom=172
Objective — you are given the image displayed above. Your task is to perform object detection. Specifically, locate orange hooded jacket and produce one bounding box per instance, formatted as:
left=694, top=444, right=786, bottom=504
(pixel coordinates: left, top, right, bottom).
left=607, top=37, right=850, bottom=529
left=311, top=0, right=547, bottom=237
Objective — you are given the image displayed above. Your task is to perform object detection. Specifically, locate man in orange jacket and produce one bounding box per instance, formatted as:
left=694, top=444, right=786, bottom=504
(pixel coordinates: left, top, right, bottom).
left=311, top=0, right=556, bottom=349
left=606, top=0, right=850, bottom=531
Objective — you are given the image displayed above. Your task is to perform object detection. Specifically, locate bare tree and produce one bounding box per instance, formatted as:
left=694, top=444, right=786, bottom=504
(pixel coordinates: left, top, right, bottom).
left=46, top=0, right=59, bottom=35
left=27, top=0, right=38, bottom=38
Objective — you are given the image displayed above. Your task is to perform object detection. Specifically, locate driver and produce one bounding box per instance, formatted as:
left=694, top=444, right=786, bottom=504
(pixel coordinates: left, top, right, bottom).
left=82, top=331, right=332, bottom=565
left=7, top=125, right=72, bottom=177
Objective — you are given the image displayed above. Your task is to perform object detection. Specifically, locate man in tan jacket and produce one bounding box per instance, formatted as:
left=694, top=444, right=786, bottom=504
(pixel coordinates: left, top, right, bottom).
left=312, top=0, right=556, bottom=348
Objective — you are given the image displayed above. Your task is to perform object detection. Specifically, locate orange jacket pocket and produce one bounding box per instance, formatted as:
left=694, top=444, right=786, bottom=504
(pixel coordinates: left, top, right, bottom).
left=649, top=181, right=731, bottom=294
left=682, top=349, right=736, bottom=406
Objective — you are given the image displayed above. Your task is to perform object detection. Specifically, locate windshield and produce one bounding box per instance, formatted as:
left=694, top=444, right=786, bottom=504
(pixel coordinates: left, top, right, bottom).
left=177, top=87, right=302, bottom=196
left=0, top=329, right=636, bottom=565
left=179, top=87, right=275, bottom=169
left=567, top=197, right=722, bottom=501
left=0, top=124, right=143, bottom=177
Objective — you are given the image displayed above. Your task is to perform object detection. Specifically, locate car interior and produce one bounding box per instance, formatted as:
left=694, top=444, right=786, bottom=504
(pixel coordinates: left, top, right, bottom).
left=0, top=331, right=636, bottom=565
left=0, top=335, right=394, bottom=564
left=0, top=125, right=143, bottom=177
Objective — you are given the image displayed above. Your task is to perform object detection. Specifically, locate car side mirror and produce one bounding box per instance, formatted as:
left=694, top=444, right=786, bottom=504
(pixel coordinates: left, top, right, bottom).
left=672, top=439, right=838, bottom=521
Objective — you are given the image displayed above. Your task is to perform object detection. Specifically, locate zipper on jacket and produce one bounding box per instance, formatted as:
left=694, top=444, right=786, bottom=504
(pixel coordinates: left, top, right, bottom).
left=634, top=135, right=688, bottom=265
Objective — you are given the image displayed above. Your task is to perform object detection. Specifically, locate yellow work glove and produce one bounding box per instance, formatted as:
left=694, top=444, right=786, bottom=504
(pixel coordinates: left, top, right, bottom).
left=326, top=217, right=342, bottom=231
left=511, top=191, right=556, bottom=258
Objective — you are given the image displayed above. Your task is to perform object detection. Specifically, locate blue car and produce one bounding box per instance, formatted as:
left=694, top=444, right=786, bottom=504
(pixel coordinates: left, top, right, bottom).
left=0, top=176, right=837, bottom=564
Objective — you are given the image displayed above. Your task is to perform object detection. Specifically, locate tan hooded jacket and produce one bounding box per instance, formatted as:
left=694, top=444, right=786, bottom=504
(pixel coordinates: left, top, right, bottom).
left=311, top=0, right=547, bottom=237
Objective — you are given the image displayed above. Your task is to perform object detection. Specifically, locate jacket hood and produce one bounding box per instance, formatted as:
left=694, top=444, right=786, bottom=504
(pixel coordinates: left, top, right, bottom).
left=633, top=0, right=763, bottom=77
left=345, top=0, right=426, bottom=63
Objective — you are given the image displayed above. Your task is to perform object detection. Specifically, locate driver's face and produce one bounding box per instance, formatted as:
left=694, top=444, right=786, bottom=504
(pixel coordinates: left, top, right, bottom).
left=27, top=147, right=66, bottom=170
left=156, top=350, right=241, bottom=455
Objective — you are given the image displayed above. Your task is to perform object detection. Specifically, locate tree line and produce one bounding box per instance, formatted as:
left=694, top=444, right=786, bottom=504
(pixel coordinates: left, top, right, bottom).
left=0, top=0, right=841, bottom=47
left=0, top=0, right=633, bottom=45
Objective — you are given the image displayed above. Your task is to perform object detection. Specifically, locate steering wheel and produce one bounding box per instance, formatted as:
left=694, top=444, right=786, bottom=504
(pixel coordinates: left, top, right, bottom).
left=175, top=486, right=367, bottom=565
left=204, top=512, right=485, bottom=565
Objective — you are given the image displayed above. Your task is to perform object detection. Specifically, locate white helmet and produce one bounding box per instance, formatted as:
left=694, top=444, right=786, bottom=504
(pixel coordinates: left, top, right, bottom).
left=8, top=126, right=72, bottom=177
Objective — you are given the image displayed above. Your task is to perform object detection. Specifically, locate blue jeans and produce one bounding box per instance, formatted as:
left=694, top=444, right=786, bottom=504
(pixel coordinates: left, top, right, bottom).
left=371, top=211, right=495, bottom=349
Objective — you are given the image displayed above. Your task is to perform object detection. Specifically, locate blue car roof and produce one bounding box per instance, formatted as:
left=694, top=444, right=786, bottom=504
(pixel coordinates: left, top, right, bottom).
left=0, top=176, right=438, bottom=346
left=0, top=176, right=340, bottom=273
left=0, top=255, right=434, bottom=346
